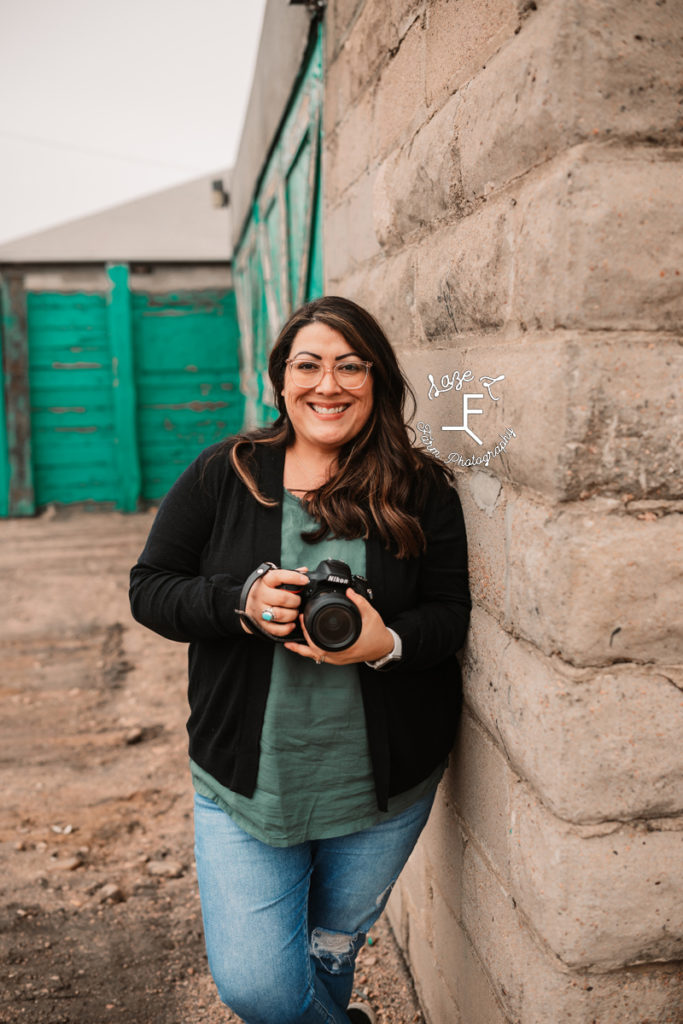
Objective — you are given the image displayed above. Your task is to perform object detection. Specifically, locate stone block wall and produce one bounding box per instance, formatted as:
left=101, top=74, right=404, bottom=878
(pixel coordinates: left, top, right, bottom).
left=322, top=1, right=683, bottom=1021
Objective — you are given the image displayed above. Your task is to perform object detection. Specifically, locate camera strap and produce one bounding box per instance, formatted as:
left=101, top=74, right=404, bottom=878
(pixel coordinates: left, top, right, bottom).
left=236, top=561, right=279, bottom=637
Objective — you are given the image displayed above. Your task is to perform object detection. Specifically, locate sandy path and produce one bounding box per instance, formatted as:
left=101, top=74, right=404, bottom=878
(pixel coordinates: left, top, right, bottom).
left=0, top=507, right=423, bottom=1024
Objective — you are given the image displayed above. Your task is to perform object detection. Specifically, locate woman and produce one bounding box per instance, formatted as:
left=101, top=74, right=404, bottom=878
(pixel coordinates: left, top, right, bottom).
left=130, top=296, right=470, bottom=1024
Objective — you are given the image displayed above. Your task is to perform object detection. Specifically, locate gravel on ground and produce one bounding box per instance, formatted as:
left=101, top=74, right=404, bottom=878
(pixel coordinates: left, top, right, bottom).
left=0, top=506, right=424, bottom=1024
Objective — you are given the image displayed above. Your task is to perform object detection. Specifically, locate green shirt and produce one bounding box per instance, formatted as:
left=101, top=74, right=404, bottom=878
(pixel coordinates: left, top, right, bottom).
left=191, top=490, right=443, bottom=846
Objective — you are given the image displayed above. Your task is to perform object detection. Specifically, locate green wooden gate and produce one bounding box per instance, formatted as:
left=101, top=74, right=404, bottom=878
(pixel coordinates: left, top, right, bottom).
left=233, top=24, right=324, bottom=427
left=0, top=265, right=243, bottom=514
left=133, top=287, right=242, bottom=499
left=27, top=290, right=120, bottom=506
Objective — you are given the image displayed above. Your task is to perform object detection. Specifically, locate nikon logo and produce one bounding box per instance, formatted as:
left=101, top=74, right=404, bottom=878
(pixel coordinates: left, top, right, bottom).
left=328, top=575, right=348, bottom=585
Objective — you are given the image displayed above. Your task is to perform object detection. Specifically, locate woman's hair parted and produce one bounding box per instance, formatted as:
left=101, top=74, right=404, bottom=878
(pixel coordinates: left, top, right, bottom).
left=228, top=296, right=453, bottom=558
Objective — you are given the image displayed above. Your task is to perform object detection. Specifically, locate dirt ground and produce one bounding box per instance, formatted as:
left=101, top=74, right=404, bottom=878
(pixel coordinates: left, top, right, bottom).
left=0, top=506, right=424, bottom=1024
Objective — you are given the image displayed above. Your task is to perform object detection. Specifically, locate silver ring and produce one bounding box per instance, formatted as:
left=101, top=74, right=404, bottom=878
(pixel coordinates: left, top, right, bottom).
left=315, top=654, right=325, bottom=665
left=262, top=607, right=276, bottom=622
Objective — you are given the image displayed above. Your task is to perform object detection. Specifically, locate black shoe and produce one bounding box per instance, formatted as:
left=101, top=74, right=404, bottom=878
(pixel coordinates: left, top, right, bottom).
left=347, top=1001, right=377, bottom=1024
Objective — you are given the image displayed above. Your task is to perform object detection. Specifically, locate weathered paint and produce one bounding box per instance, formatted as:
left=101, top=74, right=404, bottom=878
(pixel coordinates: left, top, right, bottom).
left=0, top=272, right=35, bottom=515
left=307, top=136, right=324, bottom=301
left=233, top=24, right=324, bottom=426
left=3, top=272, right=242, bottom=515
left=107, top=263, right=141, bottom=512
left=132, top=287, right=243, bottom=499
left=27, top=290, right=120, bottom=506
left=0, top=285, right=10, bottom=516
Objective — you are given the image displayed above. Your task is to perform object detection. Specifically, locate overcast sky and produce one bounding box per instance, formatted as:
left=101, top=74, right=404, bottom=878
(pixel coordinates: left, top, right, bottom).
left=0, top=0, right=267, bottom=244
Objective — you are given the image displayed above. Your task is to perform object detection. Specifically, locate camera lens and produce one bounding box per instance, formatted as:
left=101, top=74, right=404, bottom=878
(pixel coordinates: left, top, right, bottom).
left=304, top=594, right=362, bottom=651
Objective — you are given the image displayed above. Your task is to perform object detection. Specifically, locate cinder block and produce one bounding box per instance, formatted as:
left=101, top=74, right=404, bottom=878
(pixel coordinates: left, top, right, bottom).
left=446, top=711, right=513, bottom=883
left=462, top=840, right=683, bottom=1023
left=325, top=87, right=374, bottom=202
left=456, top=0, right=683, bottom=200
left=430, top=884, right=509, bottom=1019
left=390, top=0, right=422, bottom=40
left=407, top=917, right=463, bottom=1024
left=398, top=831, right=434, bottom=940
left=324, top=172, right=381, bottom=283
left=513, top=148, right=683, bottom=333
left=325, top=0, right=424, bottom=128
left=461, top=840, right=555, bottom=1022
left=331, top=138, right=682, bottom=349
left=428, top=882, right=461, bottom=996
left=405, top=148, right=683, bottom=337
left=578, top=0, right=683, bottom=141
left=426, top=888, right=509, bottom=1023
left=402, top=887, right=424, bottom=949
left=372, top=18, right=426, bottom=160
left=384, top=876, right=407, bottom=948
left=425, top=0, right=519, bottom=109
left=325, top=0, right=364, bottom=63
left=414, top=198, right=514, bottom=338
left=506, top=494, right=683, bottom=666
left=373, top=92, right=465, bottom=250
left=406, top=146, right=683, bottom=338
left=325, top=0, right=401, bottom=136
left=456, top=474, right=507, bottom=619
left=511, top=784, right=683, bottom=968
left=456, top=0, right=574, bottom=200
left=587, top=964, right=683, bottom=1024
left=419, top=779, right=467, bottom=921
left=464, top=605, right=683, bottom=823
left=328, top=248, right=419, bottom=348
left=343, top=0, right=399, bottom=104
left=324, top=47, right=355, bottom=136
left=553, top=334, right=681, bottom=503
left=450, top=923, right=510, bottom=1024
left=400, top=333, right=682, bottom=503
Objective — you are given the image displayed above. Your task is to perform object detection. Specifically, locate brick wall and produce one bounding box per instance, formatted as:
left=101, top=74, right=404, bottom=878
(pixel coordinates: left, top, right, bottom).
left=323, top=1, right=683, bottom=1021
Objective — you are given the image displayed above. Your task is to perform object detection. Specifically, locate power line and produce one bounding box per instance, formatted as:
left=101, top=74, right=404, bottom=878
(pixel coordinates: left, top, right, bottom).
left=0, top=128, right=201, bottom=172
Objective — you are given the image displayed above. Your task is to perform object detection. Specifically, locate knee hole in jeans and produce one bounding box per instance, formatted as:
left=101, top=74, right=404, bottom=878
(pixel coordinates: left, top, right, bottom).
left=310, top=926, right=366, bottom=975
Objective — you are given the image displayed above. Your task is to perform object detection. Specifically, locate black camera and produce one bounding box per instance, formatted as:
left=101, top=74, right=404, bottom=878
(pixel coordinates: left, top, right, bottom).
left=278, top=558, right=373, bottom=652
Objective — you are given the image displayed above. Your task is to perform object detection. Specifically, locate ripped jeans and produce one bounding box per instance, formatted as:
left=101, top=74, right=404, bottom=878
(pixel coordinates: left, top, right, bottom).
left=193, top=789, right=435, bottom=1024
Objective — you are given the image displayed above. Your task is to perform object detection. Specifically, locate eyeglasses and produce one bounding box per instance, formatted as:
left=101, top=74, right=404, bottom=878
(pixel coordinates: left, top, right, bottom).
left=285, top=358, right=373, bottom=390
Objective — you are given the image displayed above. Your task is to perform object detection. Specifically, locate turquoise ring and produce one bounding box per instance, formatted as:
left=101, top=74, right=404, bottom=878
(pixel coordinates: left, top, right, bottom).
left=262, top=607, right=275, bottom=622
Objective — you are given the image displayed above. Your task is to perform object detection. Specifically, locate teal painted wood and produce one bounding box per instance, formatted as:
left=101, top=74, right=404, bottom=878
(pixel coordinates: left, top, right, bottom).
left=233, top=24, right=324, bottom=427
left=0, top=273, right=36, bottom=516
left=132, top=288, right=243, bottom=499
left=307, top=137, right=324, bottom=301
left=233, top=221, right=264, bottom=430
left=263, top=193, right=287, bottom=329
left=286, top=138, right=310, bottom=307
left=107, top=264, right=141, bottom=512
left=22, top=280, right=242, bottom=510
left=0, top=283, right=10, bottom=516
left=249, top=239, right=272, bottom=416
left=27, top=290, right=120, bottom=506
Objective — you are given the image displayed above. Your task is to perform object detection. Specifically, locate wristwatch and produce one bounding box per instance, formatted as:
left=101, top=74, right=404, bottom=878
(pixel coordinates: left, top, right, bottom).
left=366, top=628, right=402, bottom=670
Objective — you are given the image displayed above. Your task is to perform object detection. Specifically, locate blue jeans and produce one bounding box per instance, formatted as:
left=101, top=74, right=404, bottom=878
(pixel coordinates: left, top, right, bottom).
left=193, top=789, right=435, bottom=1024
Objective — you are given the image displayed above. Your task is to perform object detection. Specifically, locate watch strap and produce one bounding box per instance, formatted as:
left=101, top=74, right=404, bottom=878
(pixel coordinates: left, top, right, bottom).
left=366, top=628, right=402, bottom=670
left=236, top=561, right=278, bottom=637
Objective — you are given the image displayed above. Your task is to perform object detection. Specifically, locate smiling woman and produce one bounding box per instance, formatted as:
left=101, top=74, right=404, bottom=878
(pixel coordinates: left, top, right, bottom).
left=281, top=321, right=375, bottom=473
left=129, top=295, right=471, bottom=1024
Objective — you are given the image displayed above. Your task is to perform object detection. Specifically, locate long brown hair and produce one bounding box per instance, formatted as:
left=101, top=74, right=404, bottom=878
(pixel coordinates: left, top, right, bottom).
left=228, top=296, right=453, bottom=558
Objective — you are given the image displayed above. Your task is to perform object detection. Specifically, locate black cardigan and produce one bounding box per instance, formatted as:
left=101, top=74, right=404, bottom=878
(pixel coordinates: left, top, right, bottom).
left=129, top=441, right=471, bottom=811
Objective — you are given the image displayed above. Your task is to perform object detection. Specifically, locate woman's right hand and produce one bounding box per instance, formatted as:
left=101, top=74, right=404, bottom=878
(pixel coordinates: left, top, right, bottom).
left=243, top=567, right=309, bottom=638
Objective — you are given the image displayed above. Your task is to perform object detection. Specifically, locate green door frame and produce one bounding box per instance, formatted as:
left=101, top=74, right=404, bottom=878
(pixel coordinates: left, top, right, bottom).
left=0, top=271, right=35, bottom=516
left=107, top=263, right=141, bottom=512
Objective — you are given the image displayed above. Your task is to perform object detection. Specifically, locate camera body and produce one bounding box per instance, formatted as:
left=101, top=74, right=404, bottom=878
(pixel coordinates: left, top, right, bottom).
left=277, top=558, right=373, bottom=652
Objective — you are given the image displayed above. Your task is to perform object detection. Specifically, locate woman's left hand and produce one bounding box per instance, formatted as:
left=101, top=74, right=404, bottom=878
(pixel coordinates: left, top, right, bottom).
left=283, top=588, right=395, bottom=666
